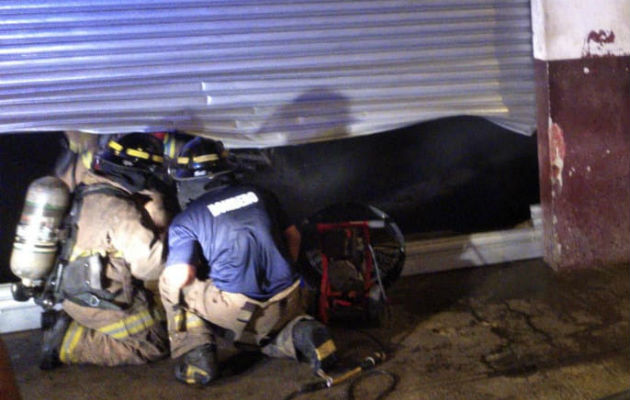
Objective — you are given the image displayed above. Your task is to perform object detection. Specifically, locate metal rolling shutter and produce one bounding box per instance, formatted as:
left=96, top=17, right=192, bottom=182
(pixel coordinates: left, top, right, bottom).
left=0, top=0, right=535, bottom=147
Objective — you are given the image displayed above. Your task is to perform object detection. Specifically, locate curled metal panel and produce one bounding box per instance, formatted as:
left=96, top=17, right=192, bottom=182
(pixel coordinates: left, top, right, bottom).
left=0, top=0, right=536, bottom=147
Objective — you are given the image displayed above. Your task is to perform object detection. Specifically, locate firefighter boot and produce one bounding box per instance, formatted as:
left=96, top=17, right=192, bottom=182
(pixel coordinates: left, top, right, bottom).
left=174, top=343, right=219, bottom=385
left=40, top=310, right=71, bottom=370
left=292, top=320, right=338, bottom=373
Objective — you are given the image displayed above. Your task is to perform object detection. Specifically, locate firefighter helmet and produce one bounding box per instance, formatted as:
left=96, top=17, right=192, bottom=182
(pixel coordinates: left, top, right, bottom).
left=169, top=137, right=231, bottom=181
left=92, top=133, right=164, bottom=174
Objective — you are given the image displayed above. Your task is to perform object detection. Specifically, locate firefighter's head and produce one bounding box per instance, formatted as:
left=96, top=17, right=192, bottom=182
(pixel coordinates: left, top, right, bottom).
left=92, top=133, right=166, bottom=192
left=168, top=137, right=234, bottom=208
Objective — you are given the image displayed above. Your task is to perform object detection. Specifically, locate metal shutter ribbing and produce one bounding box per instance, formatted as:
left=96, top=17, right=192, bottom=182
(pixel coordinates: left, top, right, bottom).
left=0, top=0, right=535, bottom=147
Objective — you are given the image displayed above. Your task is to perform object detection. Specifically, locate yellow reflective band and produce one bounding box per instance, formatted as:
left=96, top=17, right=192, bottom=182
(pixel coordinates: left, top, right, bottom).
left=186, top=365, right=209, bottom=384
left=97, top=309, right=156, bottom=339
left=108, top=141, right=123, bottom=152
left=126, top=148, right=150, bottom=159
left=177, top=156, right=190, bottom=164
left=151, top=154, right=164, bottom=163
left=315, top=340, right=336, bottom=361
left=69, top=248, right=105, bottom=262
left=69, top=140, right=80, bottom=153
left=164, top=134, right=176, bottom=158
left=192, top=154, right=219, bottom=163
left=186, top=320, right=206, bottom=329
left=81, top=151, right=93, bottom=170
left=173, top=311, right=206, bottom=330
left=60, top=321, right=84, bottom=364
left=69, top=248, right=122, bottom=262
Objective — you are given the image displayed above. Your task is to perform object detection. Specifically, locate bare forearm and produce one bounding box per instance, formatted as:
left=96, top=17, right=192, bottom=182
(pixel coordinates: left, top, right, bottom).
left=163, top=263, right=196, bottom=289
left=284, top=225, right=301, bottom=263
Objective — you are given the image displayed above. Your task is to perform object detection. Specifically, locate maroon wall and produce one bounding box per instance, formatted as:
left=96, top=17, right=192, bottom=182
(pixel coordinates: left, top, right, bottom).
left=536, top=56, right=630, bottom=269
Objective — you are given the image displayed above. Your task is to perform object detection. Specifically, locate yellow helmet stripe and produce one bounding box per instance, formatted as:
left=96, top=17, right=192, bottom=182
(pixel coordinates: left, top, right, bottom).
left=193, top=154, right=219, bottom=163
left=176, top=154, right=219, bottom=164
left=126, top=148, right=150, bottom=159
left=108, top=140, right=123, bottom=152
left=107, top=138, right=163, bottom=164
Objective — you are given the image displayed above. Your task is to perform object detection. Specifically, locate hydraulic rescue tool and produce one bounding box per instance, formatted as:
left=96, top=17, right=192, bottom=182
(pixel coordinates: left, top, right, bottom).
left=300, top=203, right=405, bottom=325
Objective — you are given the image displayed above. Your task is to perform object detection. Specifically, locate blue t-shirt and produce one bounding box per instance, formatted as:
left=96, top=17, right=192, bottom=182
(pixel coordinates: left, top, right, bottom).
left=166, top=184, right=297, bottom=300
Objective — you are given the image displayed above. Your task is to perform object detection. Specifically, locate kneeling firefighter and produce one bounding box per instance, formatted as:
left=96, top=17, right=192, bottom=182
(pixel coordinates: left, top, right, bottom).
left=37, top=133, right=172, bottom=369
left=160, top=137, right=338, bottom=385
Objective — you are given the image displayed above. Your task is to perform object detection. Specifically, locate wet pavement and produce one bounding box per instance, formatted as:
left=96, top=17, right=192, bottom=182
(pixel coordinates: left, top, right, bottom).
left=3, top=259, right=629, bottom=400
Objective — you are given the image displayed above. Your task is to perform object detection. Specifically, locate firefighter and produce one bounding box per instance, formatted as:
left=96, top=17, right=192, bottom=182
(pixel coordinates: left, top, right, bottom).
left=40, top=133, right=172, bottom=369
left=54, top=131, right=102, bottom=191
left=55, top=131, right=175, bottom=232
left=159, top=137, right=337, bottom=385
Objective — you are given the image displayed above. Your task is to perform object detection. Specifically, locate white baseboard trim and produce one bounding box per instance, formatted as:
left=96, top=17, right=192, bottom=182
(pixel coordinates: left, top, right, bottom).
left=402, top=225, right=543, bottom=275
left=0, top=284, right=41, bottom=333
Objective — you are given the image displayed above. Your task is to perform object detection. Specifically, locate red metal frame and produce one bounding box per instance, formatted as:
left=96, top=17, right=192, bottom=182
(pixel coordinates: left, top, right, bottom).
left=316, top=221, right=375, bottom=324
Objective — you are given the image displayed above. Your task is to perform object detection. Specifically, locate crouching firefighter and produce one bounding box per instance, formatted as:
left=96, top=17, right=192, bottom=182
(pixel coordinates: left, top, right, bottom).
left=160, top=137, right=338, bottom=385
left=37, top=133, right=172, bottom=369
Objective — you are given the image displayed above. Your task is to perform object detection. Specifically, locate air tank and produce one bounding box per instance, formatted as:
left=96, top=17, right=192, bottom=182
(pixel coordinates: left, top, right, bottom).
left=10, top=176, right=70, bottom=287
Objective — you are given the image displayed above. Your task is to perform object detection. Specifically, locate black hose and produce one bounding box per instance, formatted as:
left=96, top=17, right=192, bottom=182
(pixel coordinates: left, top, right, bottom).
left=282, top=367, right=398, bottom=400
left=348, top=369, right=399, bottom=400
left=281, top=330, right=398, bottom=400
left=282, top=246, right=398, bottom=400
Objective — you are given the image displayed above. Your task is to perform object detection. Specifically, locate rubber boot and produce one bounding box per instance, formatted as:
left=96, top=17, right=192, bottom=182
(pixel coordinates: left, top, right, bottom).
left=40, top=310, right=71, bottom=370
left=292, top=320, right=338, bottom=373
left=174, top=343, right=219, bottom=385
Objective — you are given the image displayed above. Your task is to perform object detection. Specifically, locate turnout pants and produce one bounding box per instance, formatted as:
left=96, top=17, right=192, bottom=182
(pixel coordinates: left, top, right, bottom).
left=160, top=277, right=311, bottom=359
left=59, top=292, right=169, bottom=366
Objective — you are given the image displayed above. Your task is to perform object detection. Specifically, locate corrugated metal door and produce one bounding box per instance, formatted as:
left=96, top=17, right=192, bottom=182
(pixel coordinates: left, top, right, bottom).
left=0, top=0, right=535, bottom=147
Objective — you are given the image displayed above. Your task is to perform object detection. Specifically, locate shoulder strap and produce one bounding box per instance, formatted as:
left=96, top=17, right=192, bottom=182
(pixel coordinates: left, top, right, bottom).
left=76, top=182, right=130, bottom=200
left=58, top=183, right=130, bottom=261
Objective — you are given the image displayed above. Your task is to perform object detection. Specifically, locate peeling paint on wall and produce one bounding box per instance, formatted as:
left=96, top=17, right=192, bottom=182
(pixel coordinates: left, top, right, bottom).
left=548, top=120, right=566, bottom=195
left=531, top=0, right=630, bottom=61
left=554, top=242, right=562, bottom=258
left=583, top=30, right=620, bottom=57
left=587, top=30, right=617, bottom=45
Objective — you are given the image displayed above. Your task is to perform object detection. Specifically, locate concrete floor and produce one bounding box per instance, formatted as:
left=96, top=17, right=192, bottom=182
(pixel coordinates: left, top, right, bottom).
left=3, top=259, right=629, bottom=400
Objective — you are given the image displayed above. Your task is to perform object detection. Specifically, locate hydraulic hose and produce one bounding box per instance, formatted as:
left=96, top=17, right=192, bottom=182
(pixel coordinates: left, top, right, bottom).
left=282, top=351, right=398, bottom=400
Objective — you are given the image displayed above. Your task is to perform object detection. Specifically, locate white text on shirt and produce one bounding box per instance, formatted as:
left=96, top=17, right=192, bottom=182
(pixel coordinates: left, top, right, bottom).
left=207, top=192, right=259, bottom=217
